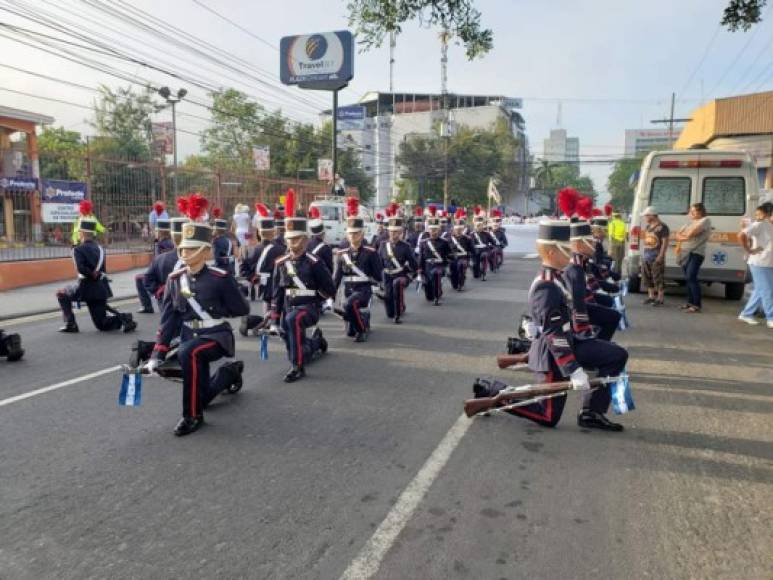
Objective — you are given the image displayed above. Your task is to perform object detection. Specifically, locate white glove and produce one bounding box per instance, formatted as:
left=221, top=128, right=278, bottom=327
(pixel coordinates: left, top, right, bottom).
left=143, top=358, right=160, bottom=375
left=570, top=368, right=591, bottom=391
left=269, top=323, right=281, bottom=336
left=323, top=298, right=334, bottom=311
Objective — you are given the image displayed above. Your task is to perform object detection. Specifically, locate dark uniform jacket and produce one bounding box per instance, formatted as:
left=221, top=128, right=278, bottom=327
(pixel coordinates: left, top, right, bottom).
left=406, top=230, right=427, bottom=255
left=212, top=234, right=235, bottom=273
left=527, top=267, right=581, bottom=377
left=334, top=245, right=383, bottom=291
left=470, top=230, right=496, bottom=252
left=370, top=231, right=389, bottom=251
left=154, top=265, right=249, bottom=357
left=492, top=228, right=508, bottom=248
left=307, top=236, right=334, bottom=273
left=563, top=254, right=595, bottom=336
left=378, top=239, right=418, bottom=279
left=418, top=236, right=451, bottom=269
left=144, top=250, right=181, bottom=299
left=240, top=239, right=285, bottom=299
left=73, top=239, right=112, bottom=302
left=271, top=252, right=336, bottom=315
left=154, top=237, right=175, bottom=256
left=447, top=233, right=474, bottom=259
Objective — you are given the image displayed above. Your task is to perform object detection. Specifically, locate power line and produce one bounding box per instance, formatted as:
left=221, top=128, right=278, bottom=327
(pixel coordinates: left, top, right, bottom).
left=678, top=24, right=721, bottom=97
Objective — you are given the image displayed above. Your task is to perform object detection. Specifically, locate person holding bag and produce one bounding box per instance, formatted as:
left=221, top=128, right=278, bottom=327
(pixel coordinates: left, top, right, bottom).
left=675, top=203, right=712, bottom=313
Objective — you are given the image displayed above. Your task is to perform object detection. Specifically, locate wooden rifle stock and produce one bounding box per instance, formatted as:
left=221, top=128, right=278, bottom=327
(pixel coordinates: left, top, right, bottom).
left=496, top=352, right=529, bottom=369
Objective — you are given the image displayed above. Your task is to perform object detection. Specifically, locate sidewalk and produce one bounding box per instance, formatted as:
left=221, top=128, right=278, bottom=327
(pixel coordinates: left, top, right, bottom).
left=0, top=268, right=144, bottom=320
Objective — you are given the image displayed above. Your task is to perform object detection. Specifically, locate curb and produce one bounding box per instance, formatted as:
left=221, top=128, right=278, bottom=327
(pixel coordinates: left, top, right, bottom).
left=0, top=294, right=138, bottom=322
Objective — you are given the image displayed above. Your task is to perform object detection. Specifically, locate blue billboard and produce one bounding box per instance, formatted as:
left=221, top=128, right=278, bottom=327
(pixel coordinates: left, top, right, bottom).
left=41, top=179, right=87, bottom=203
left=337, top=105, right=366, bottom=130
left=280, top=30, right=354, bottom=90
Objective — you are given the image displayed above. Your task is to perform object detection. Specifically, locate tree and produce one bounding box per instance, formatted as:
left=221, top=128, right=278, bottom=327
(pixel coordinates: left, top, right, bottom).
left=91, top=84, right=163, bottom=160
left=200, top=88, right=265, bottom=172
left=606, top=157, right=643, bottom=212
left=722, top=0, right=767, bottom=31
left=38, top=127, right=85, bottom=181
left=346, top=0, right=493, bottom=59
left=533, top=160, right=555, bottom=189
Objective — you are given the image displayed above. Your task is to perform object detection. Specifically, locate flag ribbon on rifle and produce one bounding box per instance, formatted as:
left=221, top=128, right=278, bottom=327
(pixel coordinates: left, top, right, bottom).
left=119, top=369, right=143, bottom=406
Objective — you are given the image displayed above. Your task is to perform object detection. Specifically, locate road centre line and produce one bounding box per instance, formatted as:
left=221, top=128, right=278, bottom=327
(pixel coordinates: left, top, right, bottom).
left=340, top=412, right=473, bottom=580
left=0, top=366, right=121, bottom=408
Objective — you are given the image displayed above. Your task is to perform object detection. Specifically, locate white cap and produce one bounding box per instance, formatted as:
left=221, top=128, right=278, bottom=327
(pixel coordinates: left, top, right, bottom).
left=641, top=206, right=658, bottom=217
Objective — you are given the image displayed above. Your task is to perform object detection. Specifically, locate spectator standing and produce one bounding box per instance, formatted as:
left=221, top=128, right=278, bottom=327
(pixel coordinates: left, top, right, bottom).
left=738, top=204, right=773, bottom=328
left=675, top=202, right=712, bottom=313
left=640, top=206, right=670, bottom=306
left=607, top=211, right=627, bottom=275
left=148, top=201, right=169, bottom=230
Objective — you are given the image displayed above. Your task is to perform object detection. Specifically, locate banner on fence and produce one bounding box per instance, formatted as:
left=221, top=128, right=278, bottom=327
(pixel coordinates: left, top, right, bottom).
left=252, top=145, right=270, bottom=171
left=0, top=176, right=37, bottom=191
left=41, top=179, right=87, bottom=223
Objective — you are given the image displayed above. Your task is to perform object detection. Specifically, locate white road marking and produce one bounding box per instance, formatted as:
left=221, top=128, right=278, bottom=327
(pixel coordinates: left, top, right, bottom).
left=0, top=366, right=121, bottom=408
left=340, top=413, right=473, bottom=580
left=523, top=253, right=539, bottom=259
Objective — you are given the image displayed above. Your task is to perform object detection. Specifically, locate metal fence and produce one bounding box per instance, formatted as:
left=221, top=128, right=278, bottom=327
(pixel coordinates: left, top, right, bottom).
left=1, top=151, right=343, bottom=262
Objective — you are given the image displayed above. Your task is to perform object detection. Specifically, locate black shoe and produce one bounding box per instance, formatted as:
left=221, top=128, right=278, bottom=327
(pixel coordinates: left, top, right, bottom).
left=59, top=323, right=79, bottom=333
left=121, top=314, right=137, bottom=333
left=394, top=316, right=402, bottom=324
left=239, top=315, right=263, bottom=337
left=433, top=298, right=440, bottom=306
left=284, top=365, right=305, bottom=383
left=472, top=378, right=492, bottom=398
left=225, top=361, right=244, bottom=394
left=174, top=416, right=203, bottom=436
left=136, top=307, right=154, bottom=314
left=3, top=333, right=24, bottom=361
left=642, top=298, right=655, bottom=305
left=311, top=328, right=328, bottom=354
left=355, top=332, right=367, bottom=343
left=577, top=410, right=624, bottom=432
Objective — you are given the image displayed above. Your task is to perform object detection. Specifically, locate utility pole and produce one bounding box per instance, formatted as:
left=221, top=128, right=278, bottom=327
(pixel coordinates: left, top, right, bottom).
left=650, top=92, right=692, bottom=148
left=440, top=29, right=450, bottom=209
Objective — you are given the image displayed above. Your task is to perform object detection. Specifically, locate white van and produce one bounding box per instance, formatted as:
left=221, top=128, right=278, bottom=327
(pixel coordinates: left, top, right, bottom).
left=626, top=149, right=759, bottom=300
left=308, top=196, right=379, bottom=247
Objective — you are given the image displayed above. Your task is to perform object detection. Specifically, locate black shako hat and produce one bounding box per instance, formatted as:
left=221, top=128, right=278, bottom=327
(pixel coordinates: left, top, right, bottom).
left=537, top=219, right=570, bottom=245
left=570, top=220, right=593, bottom=240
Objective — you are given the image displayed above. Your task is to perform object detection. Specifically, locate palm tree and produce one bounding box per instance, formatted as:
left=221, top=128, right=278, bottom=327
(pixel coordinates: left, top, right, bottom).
left=533, top=159, right=555, bottom=189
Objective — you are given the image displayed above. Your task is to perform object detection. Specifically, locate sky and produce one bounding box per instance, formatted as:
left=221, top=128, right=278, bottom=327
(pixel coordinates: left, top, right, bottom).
left=1, top=0, right=772, bottom=199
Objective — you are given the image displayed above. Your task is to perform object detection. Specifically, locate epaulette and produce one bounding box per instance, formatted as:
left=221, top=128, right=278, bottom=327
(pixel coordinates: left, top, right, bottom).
left=304, top=252, right=320, bottom=263
left=275, top=254, right=292, bottom=264
left=168, top=267, right=187, bottom=279
left=209, top=266, right=228, bottom=277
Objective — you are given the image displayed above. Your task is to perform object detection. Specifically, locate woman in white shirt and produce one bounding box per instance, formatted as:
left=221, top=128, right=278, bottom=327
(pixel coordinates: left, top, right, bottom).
left=738, top=204, right=773, bottom=328
left=232, top=203, right=251, bottom=246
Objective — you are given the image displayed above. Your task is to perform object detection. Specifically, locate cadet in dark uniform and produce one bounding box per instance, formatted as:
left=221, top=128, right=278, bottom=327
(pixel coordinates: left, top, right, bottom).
left=56, top=219, right=136, bottom=334
left=334, top=197, right=383, bottom=341
left=146, top=215, right=249, bottom=436
left=406, top=207, right=426, bottom=257
left=418, top=208, right=451, bottom=305
left=306, top=206, right=334, bottom=273
left=239, top=203, right=285, bottom=334
left=379, top=207, right=417, bottom=324
left=0, top=329, right=24, bottom=361
left=447, top=208, right=473, bottom=291
left=136, top=218, right=175, bottom=314
left=470, top=209, right=495, bottom=280
left=267, top=191, right=336, bottom=382
left=370, top=214, right=389, bottom=251
left=141, top=217, right=186, bottom=316
left=274, top=206, right=286, bottom=246
left=489, top=209, right=508, bottom=270
left=475, top=220, right=627, bottom=430
left=211, top=208, right=236, bottom=275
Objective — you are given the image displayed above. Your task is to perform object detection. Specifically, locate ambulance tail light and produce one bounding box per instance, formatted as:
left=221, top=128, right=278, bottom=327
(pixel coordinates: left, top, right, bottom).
left=630, top=225, right=640, bottom=251
left=659, top=159, right=743, bottom=169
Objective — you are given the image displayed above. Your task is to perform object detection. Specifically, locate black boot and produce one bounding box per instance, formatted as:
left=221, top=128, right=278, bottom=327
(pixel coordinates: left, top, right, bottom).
left=355, top=332, right=367, bottom=343
left=224, top=360, right=245, bottom=394
left=472, top=378, right=493, bottom=398
left=59, top=322, right=79, bottom=333
left=394, top=316, right=402, bottom=324
left=239, top=315, right=263, bottom=337
left=121, top=313, right=137, bottom=333
left=433, top=298, right=440, bottom=306
left=577, top=410, right=624, bottom=432
left=284, top=365, right=305, bottom=383
left=136, top=306, right=154, bottom=314
left=174, top=416, right=204, bottom=436
left=1, top=332, right=24, bottom=361
left=311, top=328, right=327, bottom=357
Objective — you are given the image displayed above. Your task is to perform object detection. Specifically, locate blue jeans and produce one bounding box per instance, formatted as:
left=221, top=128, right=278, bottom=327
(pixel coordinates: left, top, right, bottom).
left=740, top=265, right=773, bottom=320
left=682, top=253, right=704, bottom=308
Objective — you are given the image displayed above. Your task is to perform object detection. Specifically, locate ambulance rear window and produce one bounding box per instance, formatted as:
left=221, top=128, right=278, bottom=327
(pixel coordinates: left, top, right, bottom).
left=702, top=177, right=745, bottom=215
left=649, top=177, right=691, bottom=214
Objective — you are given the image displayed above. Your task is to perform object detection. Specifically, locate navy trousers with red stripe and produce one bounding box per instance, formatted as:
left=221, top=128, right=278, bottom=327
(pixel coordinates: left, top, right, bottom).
left=587, top=303, right=621, bottom=341
left=56, top=285, right=123, bottom=331
left=281, top=305, right=320, bottom=367
left=343, top=288, right=371, bottom=335
left=383, top=275, right=408, bottom=319
left=472, top=251, right=489, bottom=279
left=449, top=258, right=468, bottom=290
left=178, top=338, right=231, bottom=418
left=423, top=265, right=444, bottom=301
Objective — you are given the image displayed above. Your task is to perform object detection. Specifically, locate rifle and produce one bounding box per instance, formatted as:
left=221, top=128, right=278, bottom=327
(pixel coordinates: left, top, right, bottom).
left=496, top=352, right=529, bottom=369
left=464, top=376, right=621, bottom=418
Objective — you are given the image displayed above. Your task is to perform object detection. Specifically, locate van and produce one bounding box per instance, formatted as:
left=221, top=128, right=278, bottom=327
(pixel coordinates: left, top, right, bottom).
left=308, top=196, right=379, bottom=247
left=626, top=149, right=759, bottom=300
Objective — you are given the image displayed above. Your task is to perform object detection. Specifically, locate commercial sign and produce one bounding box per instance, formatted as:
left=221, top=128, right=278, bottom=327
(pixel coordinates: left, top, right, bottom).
left=337, top=105, right=366, bottom=130
left=0, top=176, right=37, bottom=191
left=252, top=145, right=270, bottom=171
left=151, top=122, right=174, bottom=155
left=40, top=179, right=87, bottom=223
left=280, top=31, right=354, bottom=90
left=318, top=158, right=333, bottom=181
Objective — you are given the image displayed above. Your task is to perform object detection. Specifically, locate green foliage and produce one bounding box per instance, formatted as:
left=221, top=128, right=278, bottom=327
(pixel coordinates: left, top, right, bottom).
left=606, top=157, right=643, bottom=212
left=38, top=127, right=85, bottom=180
left=90, top=85, right=163, bottom=160
left=721, top=0, right=767, bottom=31
left=347, top=0, right=493, bottom=59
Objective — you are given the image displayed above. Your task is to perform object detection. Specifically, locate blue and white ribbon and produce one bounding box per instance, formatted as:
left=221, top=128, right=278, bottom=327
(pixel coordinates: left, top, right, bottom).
left=614, top=295, right=630, bottom=331
left=610, top=372, right=634, bottom=415
left=119, top=371, right=143, bottom=407
left=260, top=334, right=269, bottom=361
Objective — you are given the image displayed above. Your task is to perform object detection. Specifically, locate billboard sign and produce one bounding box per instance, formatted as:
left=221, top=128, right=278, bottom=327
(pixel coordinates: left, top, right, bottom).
left=280, top=31, right=354, bottom=90
left=152, top=122, right=174, bottom=155
left=40, top=179, right=87, bottom=223
left=318, top=158, right=333, bottom=181
left=337, top=105, right=366, bottom=130
left=252, top=145, right=270, bottom=171
left=0, top=176, right=37, bottom=191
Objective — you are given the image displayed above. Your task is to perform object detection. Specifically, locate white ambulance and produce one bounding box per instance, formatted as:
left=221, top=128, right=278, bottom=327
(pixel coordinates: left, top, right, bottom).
left=308, top=196, right=379, bottom=247
left=625, top=149, right=760, bottom=300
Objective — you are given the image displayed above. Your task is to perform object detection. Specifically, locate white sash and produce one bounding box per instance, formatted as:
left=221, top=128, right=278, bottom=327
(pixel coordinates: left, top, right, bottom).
left=312, top=242, right=325, bottom=255
left=426, top=239, right=442, bottom=262
left=180, top=272, right=213, bottom=321
left=255, top=243, right=274, bottom=281
left=285, top=259, right=309, bottom=291
left=385, top=242, right=402, bottom=270
left=451, top=236, right=466, bottom=255
left=342, top=251, right=370, bottom=280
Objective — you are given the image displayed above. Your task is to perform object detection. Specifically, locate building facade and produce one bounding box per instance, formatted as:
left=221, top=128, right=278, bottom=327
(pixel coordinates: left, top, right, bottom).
left=624, top=128, right=675, bottom=157
left=542, top=129, right=579, bottom=166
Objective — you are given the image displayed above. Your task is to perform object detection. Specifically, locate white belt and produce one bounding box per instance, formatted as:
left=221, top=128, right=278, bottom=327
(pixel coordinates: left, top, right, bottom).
left=427, top=258, right=444, bottom=264
left=286, top=288, right=317, bottom=297
left=384, top=267, right=404, bottom=275
left=452, top=253, right=467, bottom=258
left=475, top=244, right=487, bottom=249
left=184, top=319, right=225, bottom=330
left=344, top=275, right=370, bottom=283
left=259, top=273, right=270, bottom=282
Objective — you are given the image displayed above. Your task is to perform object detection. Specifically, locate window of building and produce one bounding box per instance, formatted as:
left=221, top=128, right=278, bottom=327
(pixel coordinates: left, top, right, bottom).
left=702, top=177, right=745, bottom=215
left=649, top=177, right=691, bottom=214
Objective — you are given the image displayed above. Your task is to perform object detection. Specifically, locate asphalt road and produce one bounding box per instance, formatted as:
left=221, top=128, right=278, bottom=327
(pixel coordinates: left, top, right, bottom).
left=0, top=230, right=771, bottom=580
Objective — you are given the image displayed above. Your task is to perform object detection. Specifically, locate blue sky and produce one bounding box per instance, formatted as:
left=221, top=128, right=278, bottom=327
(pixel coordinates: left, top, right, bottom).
left=1, top=0, right=771, bottom=196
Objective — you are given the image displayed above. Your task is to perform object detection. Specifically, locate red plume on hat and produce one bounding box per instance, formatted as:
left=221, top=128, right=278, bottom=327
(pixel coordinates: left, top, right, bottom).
left=455, top=207, right=465, bottom=219
left=557, top=187, right=580, bottom=218
left=376, top=212, right=384, bottom=221
left=254, top=202, right=269, bottom=217
left=428, top=204, right=437, bottom=217
left=474, top=205, right=483, bottom=217
left=346, top=196, right=359, bottom=218
left=384, top=206, right=394, bottom=218
left=604, top=203, right=613, bottom=217
left=491, top=208, right=503, bottom=218
left=414, top=206, right=423, bottom=217
left=591, top=208, right=603, bottom=217
left=176, top=196, right=189, bottom=216
left=212, top=207, right=223, bottom=219
left=309, top=206, right=321, bottom=219
left=285, top=189, right=296, bottom=218
left=79, top=199, right=93, bottom=216
left=186, top=193, right=209, bottom=222
left=388, top=202, right=400, bottom=216
left=576, top=196, right=593, bottom=220
left=273, top=209, right=283, bottom=220
left=153, top=201, right=165, bottom=216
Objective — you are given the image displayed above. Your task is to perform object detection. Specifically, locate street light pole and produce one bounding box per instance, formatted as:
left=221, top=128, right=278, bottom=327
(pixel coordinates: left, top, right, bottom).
left=158, top=86, right=187, bottom=197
